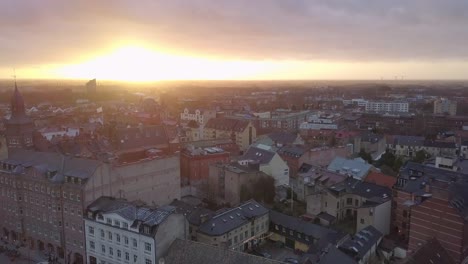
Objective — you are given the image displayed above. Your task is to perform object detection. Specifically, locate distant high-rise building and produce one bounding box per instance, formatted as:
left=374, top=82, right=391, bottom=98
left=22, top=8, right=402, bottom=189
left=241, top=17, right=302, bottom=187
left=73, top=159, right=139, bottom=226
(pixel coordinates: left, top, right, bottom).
left=434, top=98, right=457, bottom=116
left=86, top=78, right=97, bottom=94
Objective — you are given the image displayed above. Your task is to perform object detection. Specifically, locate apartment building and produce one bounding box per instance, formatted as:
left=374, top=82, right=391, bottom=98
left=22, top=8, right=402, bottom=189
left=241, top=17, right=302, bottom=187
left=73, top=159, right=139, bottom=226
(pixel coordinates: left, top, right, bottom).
left=394, top=162, right=468, bottom=262
left=365, top=101, right=409, bottom=113
left=204, top=118, right=256, bottom=151
left=84, top=197, right=187, bottom=264
left=196, top=200, right=269, bottom=251
left=180, top=108, right=217, bottom=126
left=318, top=178, right=392, bottom=235
left=208, top=162, right=268, bottom=206
left=387, top=135, right=457, bottom=158
left=338, top=225, right=383, bottom=264
left=239, top=145, right=289, bottom=187
left=180, top=145, right=230, bottom=187
left=434, top=98, right=457, bottom=116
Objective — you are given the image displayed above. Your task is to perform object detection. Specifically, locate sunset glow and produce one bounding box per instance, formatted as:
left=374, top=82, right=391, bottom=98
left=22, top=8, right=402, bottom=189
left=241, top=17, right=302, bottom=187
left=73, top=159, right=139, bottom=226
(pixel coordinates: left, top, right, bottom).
left=51, top=46, right=286, bottom=81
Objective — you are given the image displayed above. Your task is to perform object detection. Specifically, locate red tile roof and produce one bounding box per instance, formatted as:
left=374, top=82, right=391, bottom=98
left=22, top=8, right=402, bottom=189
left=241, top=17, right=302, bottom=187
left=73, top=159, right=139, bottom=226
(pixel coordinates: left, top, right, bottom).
left=364, top=171, right=397, bottom=188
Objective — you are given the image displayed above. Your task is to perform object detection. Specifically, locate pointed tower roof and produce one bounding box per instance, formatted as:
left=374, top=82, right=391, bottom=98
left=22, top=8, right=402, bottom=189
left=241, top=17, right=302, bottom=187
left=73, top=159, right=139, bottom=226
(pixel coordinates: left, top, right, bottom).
left=7, top=81, right=31, bottom=125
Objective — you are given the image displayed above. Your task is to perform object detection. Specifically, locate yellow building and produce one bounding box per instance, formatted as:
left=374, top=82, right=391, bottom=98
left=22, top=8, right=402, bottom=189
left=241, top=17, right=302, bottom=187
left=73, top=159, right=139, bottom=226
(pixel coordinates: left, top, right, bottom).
left=204, top=118, right=256, bottom=151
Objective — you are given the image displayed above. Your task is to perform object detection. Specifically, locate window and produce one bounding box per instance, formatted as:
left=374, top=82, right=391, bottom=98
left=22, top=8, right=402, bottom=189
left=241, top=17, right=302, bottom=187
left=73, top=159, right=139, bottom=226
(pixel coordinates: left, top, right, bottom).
left=402, top=222, right=407, bottom=229
left=100, top=229, right=104, bottom=238
left=275, top=225, right=279, bottom=230
left=90, top=241, right=95, bottom=250
left=403, top=210, right=408, bottom=217
left=116, top=234, right=120, bottom=243
left=101, top=245, right=105, bottom=253
left=133, top=238, right=137, bottom=247
left=360, top=218, right=364, bottom=224
left=125, top=252, right=129, bottom=261
left=109, top=247, right=113, bottom=256
left=117, top=250, right=121, bottom=258
left=144, top=242, right=152, bottom=252
left=106, top=218, right=112, bottom=224
left=355, top=199, right=359, bottom=206
left=134, top=255, right=137, bottom=262
left=337, top=202, right=339, bottom=209
left=346, top=198, right=353, bottom=205
left=145, top=259, right=152, bottom=264
left=369, top=209, right=374, bottom=216
left=114, top=220, right=120, bottom=227
left=123, top=222, right=128, bottom=229
left=124, top=236, right=129, bottom=245
left=108, top=231, right=112, bottom=240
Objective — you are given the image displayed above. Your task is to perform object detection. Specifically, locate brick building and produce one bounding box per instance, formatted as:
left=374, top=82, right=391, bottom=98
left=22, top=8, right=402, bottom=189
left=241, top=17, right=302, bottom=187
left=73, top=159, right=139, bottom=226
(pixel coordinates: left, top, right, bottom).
left=393, top=162, right=468, bottom=262
left=180, top=146, right=230, bottom=187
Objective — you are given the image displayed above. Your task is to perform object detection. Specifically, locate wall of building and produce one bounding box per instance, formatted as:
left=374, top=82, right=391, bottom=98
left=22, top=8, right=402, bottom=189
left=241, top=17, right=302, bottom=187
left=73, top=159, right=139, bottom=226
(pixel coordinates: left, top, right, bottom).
left=84, top=156, right=181, bottom=208
left=85, top=213, right=156, bottom=264
left=259, top=154, right=289, bottom=186
left=154, top=214, right=188, bottom=260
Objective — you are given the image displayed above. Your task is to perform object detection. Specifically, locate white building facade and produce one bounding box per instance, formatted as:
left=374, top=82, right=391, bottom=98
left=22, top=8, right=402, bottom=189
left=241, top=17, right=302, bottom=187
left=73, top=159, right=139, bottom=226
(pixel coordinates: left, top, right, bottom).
left=84, top=197, right=187, bottom=264
left=365, top=101, right=409, bottom=113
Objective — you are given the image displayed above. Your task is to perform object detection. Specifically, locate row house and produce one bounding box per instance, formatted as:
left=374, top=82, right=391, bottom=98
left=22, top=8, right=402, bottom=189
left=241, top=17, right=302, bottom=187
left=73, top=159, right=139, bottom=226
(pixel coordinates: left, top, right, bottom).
left=387, top=135, right=458, bottom=158
left=269, top=210, right=346, bottom=253
left=84, top=197, right=187, bottom=264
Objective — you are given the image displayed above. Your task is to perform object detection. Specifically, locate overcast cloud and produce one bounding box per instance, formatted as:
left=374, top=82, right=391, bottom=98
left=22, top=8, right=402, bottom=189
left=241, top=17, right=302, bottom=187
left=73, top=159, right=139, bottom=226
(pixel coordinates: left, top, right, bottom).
left=1, top=0, right=468, bottom=67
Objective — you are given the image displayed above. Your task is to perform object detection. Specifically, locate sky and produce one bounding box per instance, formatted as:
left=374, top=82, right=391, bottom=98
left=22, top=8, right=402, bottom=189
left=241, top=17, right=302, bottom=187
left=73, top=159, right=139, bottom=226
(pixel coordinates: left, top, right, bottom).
left=1, top=0, right=468, bottom=81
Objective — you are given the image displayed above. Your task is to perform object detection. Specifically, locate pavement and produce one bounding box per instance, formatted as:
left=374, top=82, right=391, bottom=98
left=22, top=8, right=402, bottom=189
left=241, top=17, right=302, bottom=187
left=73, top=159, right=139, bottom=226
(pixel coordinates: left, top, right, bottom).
left=256, top=240, right=301, bottom=263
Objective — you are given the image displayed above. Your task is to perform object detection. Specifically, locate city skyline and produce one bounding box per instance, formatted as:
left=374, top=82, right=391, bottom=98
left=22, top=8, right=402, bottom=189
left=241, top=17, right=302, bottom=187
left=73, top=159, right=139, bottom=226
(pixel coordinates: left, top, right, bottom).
left=1, top=1, right=468, bottom=81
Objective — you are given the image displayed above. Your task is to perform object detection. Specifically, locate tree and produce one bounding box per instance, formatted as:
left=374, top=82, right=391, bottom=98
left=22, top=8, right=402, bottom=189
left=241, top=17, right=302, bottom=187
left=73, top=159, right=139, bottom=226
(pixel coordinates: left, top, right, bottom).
left=359, top=149, right=373, bottom=164
left=241, top=175, right=276, bottom=204
left=413, top=150, right=427, bottom=163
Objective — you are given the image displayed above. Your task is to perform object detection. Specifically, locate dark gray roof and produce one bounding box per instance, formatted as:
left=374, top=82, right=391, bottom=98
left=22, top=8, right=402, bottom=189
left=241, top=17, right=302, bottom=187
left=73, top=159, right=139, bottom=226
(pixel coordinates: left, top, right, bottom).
left=267, top=132, right=299, bottom=145
left=87, top=196, right=174, bottom=228
left=198, top=200, right=268, bottom=236
left=328, top=177, right=391, bottom=205
left=116, top=124, right=169, bottom=151
left=170, top=200, right=215, bottom=226
left=163, top=239, right=284, bottom=264
left=360, top=132, right=383, bottom=144
left=278, top=145, right=308, bottom=158
left=403, top=238, right=455, bottom=264
left=393, top=135, right=425, bottom=147
left=422, top=140, right=456, bottom=149
left=315, top=245, right=357, bottom=264
left=242, top=146, right=276, bottom=164
left=2, top=149, right=101, bottom=181
left=269, top=210, right=335, bottom=241
left=339, top=225, right=382, bottom=260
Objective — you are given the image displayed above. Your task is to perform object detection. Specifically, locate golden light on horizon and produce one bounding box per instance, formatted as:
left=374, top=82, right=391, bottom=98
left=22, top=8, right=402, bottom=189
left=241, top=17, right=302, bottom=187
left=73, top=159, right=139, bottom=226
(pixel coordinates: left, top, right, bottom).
left=52, top=46, right=285, bottom=81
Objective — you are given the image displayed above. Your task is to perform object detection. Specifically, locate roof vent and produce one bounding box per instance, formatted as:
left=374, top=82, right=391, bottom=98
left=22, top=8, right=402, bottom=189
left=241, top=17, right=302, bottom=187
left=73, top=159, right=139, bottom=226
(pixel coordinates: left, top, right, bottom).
left=366, top=189, right=371, bottom=192
left=229, top=216, right=234, bottom=219
left=222, top=219, right=227, bottom=223
left=249, top=207, right=253, bottom=211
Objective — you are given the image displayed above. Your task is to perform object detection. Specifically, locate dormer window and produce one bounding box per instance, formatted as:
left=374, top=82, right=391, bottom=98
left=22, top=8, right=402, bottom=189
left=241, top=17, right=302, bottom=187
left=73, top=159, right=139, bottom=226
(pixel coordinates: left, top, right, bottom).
left=97, top=214, right=104, bottom=220
left=144, top=226, right=151, bottom=234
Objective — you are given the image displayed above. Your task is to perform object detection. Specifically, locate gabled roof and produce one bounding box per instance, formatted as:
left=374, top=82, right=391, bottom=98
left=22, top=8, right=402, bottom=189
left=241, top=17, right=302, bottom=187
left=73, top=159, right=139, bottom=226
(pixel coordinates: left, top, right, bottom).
left=164, top=239, right=283, bottom=264
left=87, top=196, right=174, bottom=228
left=198, top=200, right=268, bottom=236
left=403, top=238, right=455, bottom=264
left=339, top=225, right=382, bottom=260
left=278, top=145, right=308, bottom=158
left=2, top=149, right=101, bottom=181
left=269, top=210, right=336, bottom=241
left=267, top=131, right=300, bottom=145
left=242, top=146, right=276, bottom=164
left=328, top=177, right=391, bottom=205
